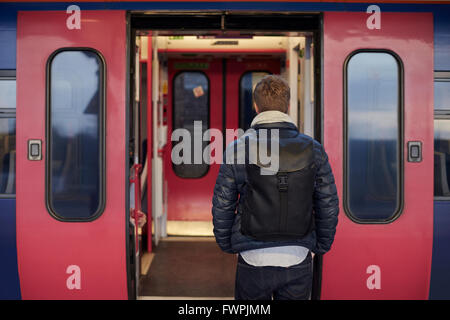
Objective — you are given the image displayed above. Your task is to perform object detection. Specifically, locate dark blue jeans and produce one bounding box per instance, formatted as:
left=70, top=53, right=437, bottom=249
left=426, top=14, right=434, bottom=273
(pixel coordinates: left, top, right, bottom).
left=235, top=252, right=313, bottom=300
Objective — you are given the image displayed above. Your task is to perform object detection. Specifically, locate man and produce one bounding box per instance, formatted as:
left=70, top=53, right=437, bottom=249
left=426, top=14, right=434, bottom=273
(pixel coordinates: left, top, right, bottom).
left=212, top=75, right=339, bottom=300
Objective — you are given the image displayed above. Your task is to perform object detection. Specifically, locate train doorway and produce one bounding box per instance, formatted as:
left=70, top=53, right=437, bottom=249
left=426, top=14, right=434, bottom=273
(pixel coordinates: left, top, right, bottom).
left=165, top=56, right=281, bottom=224
left=129, top=12, right=321, bottom=299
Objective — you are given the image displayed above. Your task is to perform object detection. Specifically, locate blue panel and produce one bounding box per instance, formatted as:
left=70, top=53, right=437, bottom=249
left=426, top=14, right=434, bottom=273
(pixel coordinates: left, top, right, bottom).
left=0, top=2, right=362, bottom=12
left=0, top=199, right=21, bottom=300
left=434, top=9, right=450, bottom=71
left=0, top=7, right=17, bottom=70
left=0, top=30, right=16, bottom=70
left=0, top=2, right=448, bottom=71
left=430, top=201, right=450, bottom=300
left=61, top=2, right=450, bottom=13
left=0, top=2, right=445, bottom=14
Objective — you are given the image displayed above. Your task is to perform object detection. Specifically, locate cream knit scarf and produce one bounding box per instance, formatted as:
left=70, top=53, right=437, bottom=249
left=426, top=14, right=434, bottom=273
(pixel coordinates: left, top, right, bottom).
left=250, top=110, right=296, bottom=127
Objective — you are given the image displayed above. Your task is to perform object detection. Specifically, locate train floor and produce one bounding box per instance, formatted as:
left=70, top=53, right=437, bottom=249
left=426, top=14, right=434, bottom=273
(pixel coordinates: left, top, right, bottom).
left=138, top=237, right=237, bottom=299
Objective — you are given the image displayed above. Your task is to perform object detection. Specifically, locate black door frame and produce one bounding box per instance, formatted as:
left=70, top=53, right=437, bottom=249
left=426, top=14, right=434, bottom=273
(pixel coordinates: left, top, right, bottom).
left=128, top=11, right=323, bottom=300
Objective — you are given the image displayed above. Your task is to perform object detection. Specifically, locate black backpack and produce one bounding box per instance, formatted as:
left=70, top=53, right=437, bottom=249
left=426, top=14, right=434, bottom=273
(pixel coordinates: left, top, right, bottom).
left=240, top=126, right=316, bottom=241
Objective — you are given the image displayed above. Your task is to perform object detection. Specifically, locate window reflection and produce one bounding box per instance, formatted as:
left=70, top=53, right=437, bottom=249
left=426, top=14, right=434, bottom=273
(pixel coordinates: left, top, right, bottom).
left=48, top=50, right=104, bottom=219
left=0, top=79, right=16, bottom=109
left=346, top=52, right=401, bottom=221
left=173, top=71, right=209, bottom=178
left=435, top=81, right=450, bottom=111
left=434, top=120, right=450, bottom=197
left=240, top=72, right=269, bottom=131
left=0, top=118, right=15, bottom=195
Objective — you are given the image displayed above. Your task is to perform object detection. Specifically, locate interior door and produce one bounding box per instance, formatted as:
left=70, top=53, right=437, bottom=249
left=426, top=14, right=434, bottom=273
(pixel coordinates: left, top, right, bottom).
left=322, top=12, right=434, bottom=299
left=165, top=59, right=223, bottom=221
left=16, top=11, right=128, bottom=299
left=165, top=58, right=281, bottom=222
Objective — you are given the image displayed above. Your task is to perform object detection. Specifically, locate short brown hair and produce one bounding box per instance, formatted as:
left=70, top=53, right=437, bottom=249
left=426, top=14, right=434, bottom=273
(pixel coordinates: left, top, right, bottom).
left=253, top=75, right=290, bottom=113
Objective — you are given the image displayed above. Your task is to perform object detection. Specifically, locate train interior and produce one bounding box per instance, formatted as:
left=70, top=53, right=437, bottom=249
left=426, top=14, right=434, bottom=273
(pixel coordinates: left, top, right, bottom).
left=128, top=13, right=321, bottom=299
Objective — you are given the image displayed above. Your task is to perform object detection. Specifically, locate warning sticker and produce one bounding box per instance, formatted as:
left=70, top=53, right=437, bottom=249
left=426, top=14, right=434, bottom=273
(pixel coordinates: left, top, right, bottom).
left=193, top=86, right=204, bottom=98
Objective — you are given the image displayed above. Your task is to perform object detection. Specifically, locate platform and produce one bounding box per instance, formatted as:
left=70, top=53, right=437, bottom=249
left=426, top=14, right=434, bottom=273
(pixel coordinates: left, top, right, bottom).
left=139, top=237, right=237, bottom=299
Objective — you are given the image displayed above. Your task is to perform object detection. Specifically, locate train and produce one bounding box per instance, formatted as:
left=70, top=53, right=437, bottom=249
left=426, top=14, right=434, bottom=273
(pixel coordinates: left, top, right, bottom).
left=0, top=0, right=449, bottom=300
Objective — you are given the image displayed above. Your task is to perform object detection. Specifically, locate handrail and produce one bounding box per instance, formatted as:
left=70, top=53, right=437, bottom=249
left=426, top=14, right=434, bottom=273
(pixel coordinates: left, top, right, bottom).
left=130, top=163, right=146, bottom=252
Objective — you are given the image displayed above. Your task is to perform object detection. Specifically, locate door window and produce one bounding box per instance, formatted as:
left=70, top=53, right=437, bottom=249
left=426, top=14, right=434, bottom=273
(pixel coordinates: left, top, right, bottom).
left=434, top=79, right=450, bottom=111
left=239, top=71, right=269, bottom=131
left=0, top=77, right=16, bottom=196
left=0, top=79, right=16, bottom=110
left=434, top=73, right=450, bottom=199
left=344, top=51, right=403, bottom=222
left=435, top=120, right=450, bottom=197
left=47, top=50, right=105, bottom=220
left=172, top=71, right=210, bottom=178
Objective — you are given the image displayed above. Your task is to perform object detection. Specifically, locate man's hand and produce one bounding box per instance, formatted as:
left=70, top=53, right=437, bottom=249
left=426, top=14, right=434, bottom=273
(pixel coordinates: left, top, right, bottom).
left=130, top=210, right=147, bottom=229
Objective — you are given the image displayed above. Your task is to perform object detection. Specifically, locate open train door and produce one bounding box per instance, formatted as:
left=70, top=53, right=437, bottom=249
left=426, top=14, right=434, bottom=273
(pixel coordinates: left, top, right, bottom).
left=16, top=10, right=130, bottom=299
left=322, top=11, right=433, bottom=299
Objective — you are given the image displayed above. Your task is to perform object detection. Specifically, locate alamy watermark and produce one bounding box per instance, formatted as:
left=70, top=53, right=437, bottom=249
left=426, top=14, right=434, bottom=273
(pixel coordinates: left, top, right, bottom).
left=171, top=121, right=280, bottom=175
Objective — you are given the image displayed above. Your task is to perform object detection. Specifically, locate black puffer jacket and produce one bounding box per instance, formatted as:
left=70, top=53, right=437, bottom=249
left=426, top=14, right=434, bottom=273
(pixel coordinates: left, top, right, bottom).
left=212, top=122, right=339, bottom=255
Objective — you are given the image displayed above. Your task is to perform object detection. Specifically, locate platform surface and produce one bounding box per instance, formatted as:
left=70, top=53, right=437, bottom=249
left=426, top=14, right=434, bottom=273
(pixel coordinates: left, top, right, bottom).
left=139, top=237, right=237, bottom=298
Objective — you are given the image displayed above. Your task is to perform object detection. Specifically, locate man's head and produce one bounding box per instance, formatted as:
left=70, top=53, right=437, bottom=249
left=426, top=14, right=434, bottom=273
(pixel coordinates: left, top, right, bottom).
left=253, top=75, right=290, bottom=114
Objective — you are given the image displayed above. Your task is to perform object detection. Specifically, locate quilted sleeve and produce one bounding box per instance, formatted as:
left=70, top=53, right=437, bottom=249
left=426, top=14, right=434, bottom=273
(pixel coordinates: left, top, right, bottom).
left=312, top=143, right=339, bottom=255
left=212, top=157, right=239, bottom=254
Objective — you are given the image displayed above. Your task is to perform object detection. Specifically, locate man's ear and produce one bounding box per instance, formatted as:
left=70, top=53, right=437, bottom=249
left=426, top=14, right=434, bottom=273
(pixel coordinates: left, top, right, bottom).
left=254, top=102, right=260, bottom=114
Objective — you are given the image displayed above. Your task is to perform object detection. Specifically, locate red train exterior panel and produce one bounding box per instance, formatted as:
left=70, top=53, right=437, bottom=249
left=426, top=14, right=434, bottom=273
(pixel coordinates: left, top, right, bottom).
left=322, top=11, right=434, bottom=299
left=16, top=10, right=128, bottom=299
